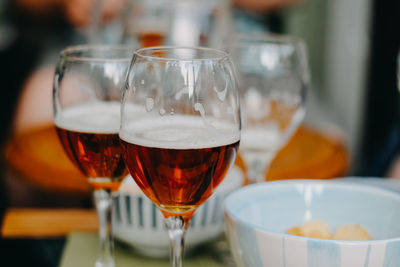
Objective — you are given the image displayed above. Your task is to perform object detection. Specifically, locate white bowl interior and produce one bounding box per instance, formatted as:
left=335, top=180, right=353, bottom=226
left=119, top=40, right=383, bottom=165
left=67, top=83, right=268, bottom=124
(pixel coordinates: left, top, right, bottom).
left=225, top=180, right=400, bottom=240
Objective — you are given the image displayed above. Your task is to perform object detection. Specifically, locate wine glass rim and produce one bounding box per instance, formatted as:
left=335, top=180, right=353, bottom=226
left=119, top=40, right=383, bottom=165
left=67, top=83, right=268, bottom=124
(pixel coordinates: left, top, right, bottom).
left=230, top=32, right=305, bottom=47
left=60, top=44, right=135, bottom=62
left=134, top=46, right=230, bottom=62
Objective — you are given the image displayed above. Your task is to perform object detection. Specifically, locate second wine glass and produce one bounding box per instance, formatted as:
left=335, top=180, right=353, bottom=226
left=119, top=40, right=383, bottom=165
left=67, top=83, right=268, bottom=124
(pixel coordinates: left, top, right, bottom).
left=53, top=45, right=133, bottom=267
left=230, top=33, right=310, bottom=183
left=120, top=46, right=240, bottom=267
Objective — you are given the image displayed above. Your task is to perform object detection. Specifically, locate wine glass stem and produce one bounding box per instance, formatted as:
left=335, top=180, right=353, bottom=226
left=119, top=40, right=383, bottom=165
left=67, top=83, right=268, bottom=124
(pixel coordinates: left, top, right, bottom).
left=166, top=216, right=188, bottom=267
left=94, top=189, right=115, bottom=267
left=248, top=160, right=270, bottom=184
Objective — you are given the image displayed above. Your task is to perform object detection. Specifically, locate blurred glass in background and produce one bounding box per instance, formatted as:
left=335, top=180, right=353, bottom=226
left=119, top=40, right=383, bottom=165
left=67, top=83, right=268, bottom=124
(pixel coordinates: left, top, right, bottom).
left=229, top=33, right=309, bottom=183
left=92, top=0, right=233, bottom=48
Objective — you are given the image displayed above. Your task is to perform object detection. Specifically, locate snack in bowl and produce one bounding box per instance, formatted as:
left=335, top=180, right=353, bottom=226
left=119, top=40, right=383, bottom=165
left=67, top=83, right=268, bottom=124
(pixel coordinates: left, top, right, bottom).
left=333, top=224, right=372, bottom=240
left=287, top=219, right=331, bottom=239
left=287, top=219, right=372, bottom=240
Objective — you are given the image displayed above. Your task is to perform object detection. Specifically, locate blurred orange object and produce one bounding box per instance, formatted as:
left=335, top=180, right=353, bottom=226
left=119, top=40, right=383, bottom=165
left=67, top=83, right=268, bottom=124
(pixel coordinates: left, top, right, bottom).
left=5, top=124, right=348, bottom=194
left=235, top=125, right=349, bottom=182
left=5, top=124, right=89, bottom=194
left=137, top=32, right=165, bottom=48
left=267, top=125, right=349, bottom=180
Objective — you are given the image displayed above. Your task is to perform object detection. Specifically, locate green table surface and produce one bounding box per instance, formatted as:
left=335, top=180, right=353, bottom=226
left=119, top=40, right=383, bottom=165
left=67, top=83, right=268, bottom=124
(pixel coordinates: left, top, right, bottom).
left=59, top=232, right=232, bottom=267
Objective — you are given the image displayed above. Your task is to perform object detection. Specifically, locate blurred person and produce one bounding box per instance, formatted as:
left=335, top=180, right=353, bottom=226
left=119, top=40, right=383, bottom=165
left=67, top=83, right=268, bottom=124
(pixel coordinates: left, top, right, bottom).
left=0, top=1, right=124, bottom=266
left=7, top=0, right=125, bottom=137
left=0, top=0, right=125, bottom=204
left=2, top=0, right=126, bottom=208
left=14, top=0, right=125, bottom=29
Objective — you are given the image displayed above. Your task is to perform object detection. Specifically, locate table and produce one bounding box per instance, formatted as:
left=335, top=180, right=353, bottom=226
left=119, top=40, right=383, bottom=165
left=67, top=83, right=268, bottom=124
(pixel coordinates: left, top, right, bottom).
left=1, top=209, right=98, bottom=238
left=60, top=232, right=227, bottom=267
left=1, top=209, right=230, bottom=266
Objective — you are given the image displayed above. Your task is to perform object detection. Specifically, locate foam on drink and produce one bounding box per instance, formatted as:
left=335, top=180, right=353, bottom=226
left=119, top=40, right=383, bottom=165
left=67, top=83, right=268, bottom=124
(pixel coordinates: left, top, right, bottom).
left=119, top=115, right=240, bottom=149
left=55, top=101, right=121, bottom=133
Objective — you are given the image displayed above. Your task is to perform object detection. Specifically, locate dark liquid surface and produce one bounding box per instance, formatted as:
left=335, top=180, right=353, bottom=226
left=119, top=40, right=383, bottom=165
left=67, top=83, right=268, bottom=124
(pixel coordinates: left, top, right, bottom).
left=56, top=127, right=128, bottom=190
left=121, top=139, right=239, bottom=213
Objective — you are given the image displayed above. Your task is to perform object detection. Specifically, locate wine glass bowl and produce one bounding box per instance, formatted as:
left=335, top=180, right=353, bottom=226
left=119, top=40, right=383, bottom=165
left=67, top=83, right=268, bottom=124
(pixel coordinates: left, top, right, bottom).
left=120, top=46, right=240, bottom=266
left=229, top=33, right=310, bottom=183
left=54, top=45, right=132, bottom=190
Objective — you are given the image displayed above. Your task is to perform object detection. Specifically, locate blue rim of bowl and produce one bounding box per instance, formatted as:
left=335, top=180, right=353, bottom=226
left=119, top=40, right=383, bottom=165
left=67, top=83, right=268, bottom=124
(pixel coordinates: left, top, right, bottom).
left=224, top=179, right=400, bottom=244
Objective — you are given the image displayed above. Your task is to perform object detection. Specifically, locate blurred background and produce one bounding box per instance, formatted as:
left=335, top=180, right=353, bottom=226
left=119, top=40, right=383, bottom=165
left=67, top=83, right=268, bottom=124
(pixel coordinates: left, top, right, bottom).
left=0, top=0, right=399, bottom=265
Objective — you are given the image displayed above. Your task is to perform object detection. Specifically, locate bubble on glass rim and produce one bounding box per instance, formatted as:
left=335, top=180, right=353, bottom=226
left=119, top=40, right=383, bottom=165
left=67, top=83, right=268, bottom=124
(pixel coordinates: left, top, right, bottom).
left=55, top=102, right=120, bottom=134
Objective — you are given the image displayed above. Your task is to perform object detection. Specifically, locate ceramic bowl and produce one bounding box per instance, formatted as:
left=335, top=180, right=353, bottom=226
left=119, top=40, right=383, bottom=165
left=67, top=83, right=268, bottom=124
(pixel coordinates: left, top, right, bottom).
left=224, top=179, right=400, bottom=267
left=113, top=165, right=244, bottom=258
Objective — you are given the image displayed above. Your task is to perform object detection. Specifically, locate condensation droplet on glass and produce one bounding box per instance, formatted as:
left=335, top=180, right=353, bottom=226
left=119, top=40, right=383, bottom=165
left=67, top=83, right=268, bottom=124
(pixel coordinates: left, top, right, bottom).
left=159, top=108, right=166, bottom=115
left=145, top=98, right=154, bottom=112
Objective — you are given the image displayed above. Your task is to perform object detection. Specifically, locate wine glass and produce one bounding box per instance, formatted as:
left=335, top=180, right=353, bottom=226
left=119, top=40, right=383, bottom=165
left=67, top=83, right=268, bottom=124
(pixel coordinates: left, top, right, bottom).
left=121, top=0, right=232, bottom=48
left=53, top=45, right=133, bottom=267
left=229, top=33, right=310, bottom=183
left=122, top=0, right=169, bottom=47
left=120, top=46, right=240, bottom=267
